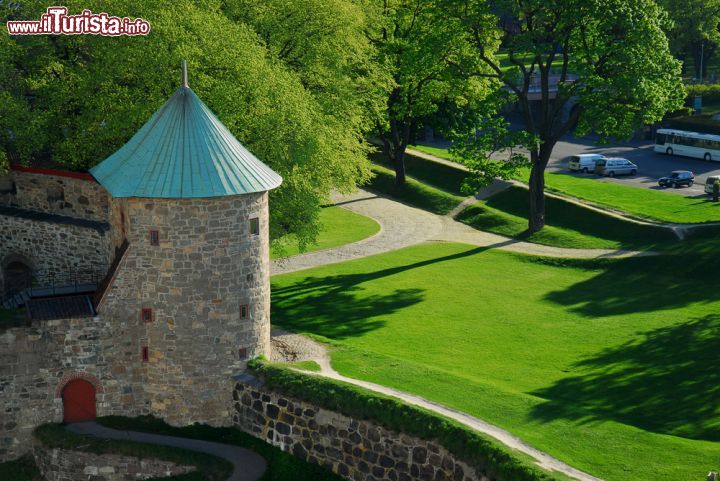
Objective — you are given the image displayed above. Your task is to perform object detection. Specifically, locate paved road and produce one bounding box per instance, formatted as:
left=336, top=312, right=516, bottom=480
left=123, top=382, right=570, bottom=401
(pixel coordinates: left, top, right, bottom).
left=546, top=136, right=719, bottom=196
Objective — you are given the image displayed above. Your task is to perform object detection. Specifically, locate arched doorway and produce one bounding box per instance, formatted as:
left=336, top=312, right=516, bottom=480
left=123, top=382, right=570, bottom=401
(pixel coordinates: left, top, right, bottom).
left=1, top=257, right=33, bottom=296
left=62, top=379, right=97, bottom=423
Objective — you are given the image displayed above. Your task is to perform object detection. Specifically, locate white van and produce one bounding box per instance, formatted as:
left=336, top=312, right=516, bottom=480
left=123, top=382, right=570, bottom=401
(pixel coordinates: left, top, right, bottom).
left=705, top=175, right=720, bottom=194
left=568, top=154, right=606, bottom=173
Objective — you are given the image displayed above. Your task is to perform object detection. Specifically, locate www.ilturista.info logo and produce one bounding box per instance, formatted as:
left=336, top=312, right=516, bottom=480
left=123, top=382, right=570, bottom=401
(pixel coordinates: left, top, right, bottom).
left=6, top=6, right=151, bottom=36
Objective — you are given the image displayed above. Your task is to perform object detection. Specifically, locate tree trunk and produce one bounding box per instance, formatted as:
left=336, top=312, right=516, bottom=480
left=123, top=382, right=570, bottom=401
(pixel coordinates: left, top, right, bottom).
left=527, top=145, right=553, bottom=233
left=393, top=145, right=407, bottom=185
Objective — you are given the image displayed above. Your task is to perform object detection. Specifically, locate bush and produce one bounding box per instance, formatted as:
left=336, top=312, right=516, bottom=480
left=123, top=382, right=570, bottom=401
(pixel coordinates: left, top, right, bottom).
left=247, top=360, right=561, bottom=481
left=0, top=454, right=41, bottom=481
left=686, top=84, right=720, bottom=104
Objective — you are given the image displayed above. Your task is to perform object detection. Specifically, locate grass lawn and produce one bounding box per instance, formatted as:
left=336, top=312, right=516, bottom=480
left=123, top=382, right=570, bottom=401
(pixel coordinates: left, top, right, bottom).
left=456, top=185, right=678, bottom=250
left=271, top=206, right=380, bottom=259
left=410, top=143, right=720, bottom=224
left=366, top=164, right=465, bottom=215
left=271, top=243, right=720, bottom=481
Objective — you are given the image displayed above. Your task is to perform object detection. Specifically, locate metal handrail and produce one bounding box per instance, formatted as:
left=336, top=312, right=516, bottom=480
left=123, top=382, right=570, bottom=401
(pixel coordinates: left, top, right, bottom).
left=1, top=266, right=108, bottom=305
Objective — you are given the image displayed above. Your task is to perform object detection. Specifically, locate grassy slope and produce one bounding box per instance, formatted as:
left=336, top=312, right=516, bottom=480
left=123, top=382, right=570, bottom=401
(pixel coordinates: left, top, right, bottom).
left=271, top=243, right=720, bottom=481
left=367, top=164, right=465, bottom=215
left=456, top=185, right=677, bottom=250
left=412, top=144, right=720, bottom=224
left=271, top=206, right=380, bottom=259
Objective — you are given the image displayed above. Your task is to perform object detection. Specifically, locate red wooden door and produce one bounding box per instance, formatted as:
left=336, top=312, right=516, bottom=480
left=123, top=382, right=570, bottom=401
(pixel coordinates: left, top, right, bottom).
left=62, top=379, right=96, bottom=423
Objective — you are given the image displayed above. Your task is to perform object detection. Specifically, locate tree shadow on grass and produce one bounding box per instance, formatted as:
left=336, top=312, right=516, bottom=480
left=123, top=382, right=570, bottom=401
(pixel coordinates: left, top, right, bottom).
left=544, top=255, right=720, bottom=317
left=530, top=315, right=720, bottom=441
left=271, top=246, right=488, bottom=340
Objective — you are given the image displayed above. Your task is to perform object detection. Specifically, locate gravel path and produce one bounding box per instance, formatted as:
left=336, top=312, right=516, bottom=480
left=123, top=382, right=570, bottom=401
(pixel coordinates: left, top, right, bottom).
left=268, top=331, right=602, bottom=481
left=271, top=188, right=650, bottom=276
left=66, top=422, right=267, bottom=481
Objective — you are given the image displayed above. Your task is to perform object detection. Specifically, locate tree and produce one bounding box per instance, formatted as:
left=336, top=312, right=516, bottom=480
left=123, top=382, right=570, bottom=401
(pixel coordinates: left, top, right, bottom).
left=454, top=0, right=685, bottom=232
left=370, top=0, right=491, bottom=185
left=0, top=0, right=377, bottom=249
left=657, top=0, right=720, bottom=80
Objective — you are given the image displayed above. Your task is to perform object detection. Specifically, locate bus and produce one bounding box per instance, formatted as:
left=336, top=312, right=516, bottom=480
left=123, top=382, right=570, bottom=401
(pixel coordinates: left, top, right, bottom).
left=654, top=128, right=720, bottom=161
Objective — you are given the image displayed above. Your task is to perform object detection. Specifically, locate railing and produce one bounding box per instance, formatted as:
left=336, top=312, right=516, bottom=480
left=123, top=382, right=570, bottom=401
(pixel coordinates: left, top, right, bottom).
left=1, top=266, right=108, bottom=307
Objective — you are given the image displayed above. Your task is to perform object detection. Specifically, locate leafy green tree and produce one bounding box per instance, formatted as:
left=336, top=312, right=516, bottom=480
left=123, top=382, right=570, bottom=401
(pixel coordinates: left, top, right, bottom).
left=657, top=0, right=720, bottom=80
left=0, top=0, right=375, bottom=249
left=453, top=0, right=685, bottom=232
left=371, top=0, right=493, bottom=185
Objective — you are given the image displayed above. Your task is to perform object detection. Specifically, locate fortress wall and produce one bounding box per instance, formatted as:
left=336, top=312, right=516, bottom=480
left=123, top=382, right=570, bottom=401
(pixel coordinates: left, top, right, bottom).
left=0, top=317, right=144, bottom=463
left=0, top=169, right=109, bottom=222
left=232, top=380, right=486, bottom=481
left=0, top=213, right=112, bottom=285
left=99, top=193, right=272, bottom=427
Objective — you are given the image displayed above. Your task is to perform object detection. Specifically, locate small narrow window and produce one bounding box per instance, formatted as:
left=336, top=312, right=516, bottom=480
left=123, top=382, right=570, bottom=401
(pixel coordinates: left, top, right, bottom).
left=142, top=346, right=149, bottom=363
left=249, top=217, right=259, bottom=236
left=240, top=304, right=249, bottom=319
left=238, top=347, right=248, bottom=360
left=149, top=230, right=160, bottom=246
left=141, top=308, right=153, bottom=322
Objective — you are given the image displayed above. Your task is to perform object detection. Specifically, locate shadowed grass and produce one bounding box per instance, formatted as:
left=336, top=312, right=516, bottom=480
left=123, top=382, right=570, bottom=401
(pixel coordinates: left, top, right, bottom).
left=0, top=455, right=40, bottom=481
left=271, top=242, right=720, bottom=481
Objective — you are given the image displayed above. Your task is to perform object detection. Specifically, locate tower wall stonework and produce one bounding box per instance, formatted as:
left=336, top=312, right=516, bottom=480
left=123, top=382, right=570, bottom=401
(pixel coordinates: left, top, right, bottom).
left=100, top=192, right=271, bottom=426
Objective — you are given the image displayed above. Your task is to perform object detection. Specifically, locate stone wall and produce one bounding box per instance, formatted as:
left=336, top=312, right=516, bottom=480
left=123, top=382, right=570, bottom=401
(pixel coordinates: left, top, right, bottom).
left=0, top=317, right=146, bottom=462
left=33, top=444, right=194, bottom=481
left=99, top=193, right=271, bottom=427
left=0, top=168, right=109, bottom=222
left=0, top=212, right=112, bottom=289
left=232, top=380, right=486, bottom=481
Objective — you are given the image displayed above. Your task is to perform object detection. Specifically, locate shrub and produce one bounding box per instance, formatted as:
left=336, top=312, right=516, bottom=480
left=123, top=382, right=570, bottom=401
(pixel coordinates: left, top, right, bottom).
left=685, top=84, right=720, bottom=104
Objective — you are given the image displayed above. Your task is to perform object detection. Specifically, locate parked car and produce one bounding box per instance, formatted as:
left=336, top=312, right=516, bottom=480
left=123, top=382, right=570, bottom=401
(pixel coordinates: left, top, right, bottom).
left=705, top=175, right=720, bottom=194
left=659, top=170, right=695, bottom=188
left=595, top=157, right=638, bottom=177
left=568, top=154, right=606, bottom=173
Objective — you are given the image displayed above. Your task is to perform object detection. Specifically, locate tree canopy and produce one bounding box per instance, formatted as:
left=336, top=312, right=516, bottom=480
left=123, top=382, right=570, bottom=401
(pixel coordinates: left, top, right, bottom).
left=452, top=0, right=685, bottom=232
left=1, top=0, right=383, bottom=248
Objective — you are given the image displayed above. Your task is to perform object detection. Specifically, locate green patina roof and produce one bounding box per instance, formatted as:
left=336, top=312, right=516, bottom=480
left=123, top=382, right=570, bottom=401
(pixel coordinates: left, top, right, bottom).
left=90, top=86, right=282, bottom=198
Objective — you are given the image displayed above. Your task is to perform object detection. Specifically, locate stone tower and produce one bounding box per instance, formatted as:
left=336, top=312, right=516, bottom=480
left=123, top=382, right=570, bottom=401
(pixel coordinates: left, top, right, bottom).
left=90, top=61, right=282, bottom=425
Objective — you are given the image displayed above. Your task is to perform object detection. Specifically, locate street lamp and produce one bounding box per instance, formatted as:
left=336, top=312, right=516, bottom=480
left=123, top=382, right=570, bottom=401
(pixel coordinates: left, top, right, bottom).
left=699, top=41, right=704, bottom=83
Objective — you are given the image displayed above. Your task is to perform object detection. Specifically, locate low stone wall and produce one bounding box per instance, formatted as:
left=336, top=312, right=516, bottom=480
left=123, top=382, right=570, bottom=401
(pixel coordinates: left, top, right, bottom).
left=33, top=444, right=194, bottom=481
left=232, top=380, right=486, bottom=481
left=0, top=169, right=109, bottom=222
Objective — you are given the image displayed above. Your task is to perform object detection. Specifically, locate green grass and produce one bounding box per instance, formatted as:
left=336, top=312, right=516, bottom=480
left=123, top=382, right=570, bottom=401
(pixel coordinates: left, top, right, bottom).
left=97, top=416, right=342, bottom=481
left=408, top=144, right=720, bottom=224
left=366, top=164, right=465, bottom=215
left=275, top=360, right=322, bottom=372
left=34, top=423, right=231, bottom=481
left=456, top=185, right=678, bottom=250
left=0, top=455, right=40, bottom=481
left=408, top=144, right=465, bottom=164
left=271, top=243, right=720, bottom=481
left=373, top=150, right=468, bottom=196
left=271, top=206, right=379, bottom=259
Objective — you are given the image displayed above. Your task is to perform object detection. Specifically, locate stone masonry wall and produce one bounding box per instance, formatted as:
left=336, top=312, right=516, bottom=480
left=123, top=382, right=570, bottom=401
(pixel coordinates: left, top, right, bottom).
left=0, top=317, right=146, bottom=462
left=0, top=213, right=112, bottom=285
left=33, top=444, right=194, bottom=481
left=99, top=193, right=271, bottom=427
left=0, top=169, right=109, bottom=222
left=232, top=380, right=486, bottom=481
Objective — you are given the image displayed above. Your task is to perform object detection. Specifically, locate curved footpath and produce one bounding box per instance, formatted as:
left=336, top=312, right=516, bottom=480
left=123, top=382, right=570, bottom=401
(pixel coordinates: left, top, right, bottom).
left=269, top=189, right=620, bottom=480
left=271, top=329, right=602, bottom=481
left=66, top=422, right=267, bottom=481
left=272, top=188, right=650, bottom=276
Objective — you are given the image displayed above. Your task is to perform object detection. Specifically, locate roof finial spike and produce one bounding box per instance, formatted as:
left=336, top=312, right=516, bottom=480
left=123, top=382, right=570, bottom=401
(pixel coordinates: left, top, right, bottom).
left=181, top=59, right=188, bottom=88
